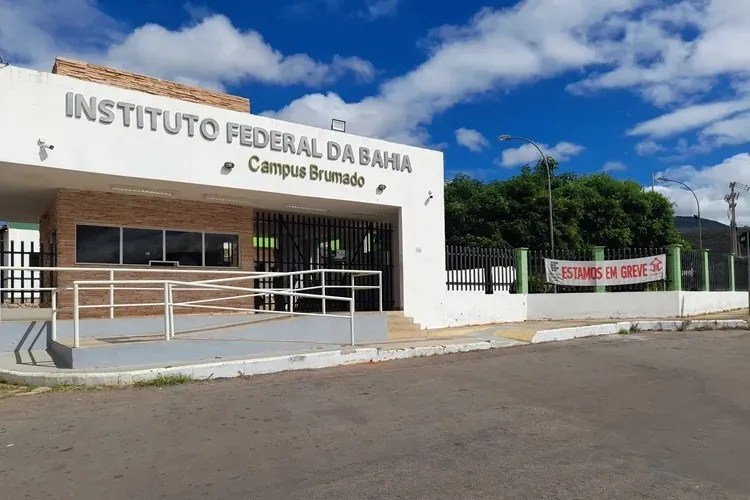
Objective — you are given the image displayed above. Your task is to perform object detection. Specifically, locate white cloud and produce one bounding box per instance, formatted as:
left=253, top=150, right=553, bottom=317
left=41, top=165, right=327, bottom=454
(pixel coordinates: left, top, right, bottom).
left=569, top=0, right=750, bottom=105
left=362, top=0, right=399, bottom=20
left=655, top=153, right=750, bottom=226
left=498, top=141, right=584, bottom=168
left=635, top=140, right=663, bottom=156
left=455, top=128, right=489, bottom=152
left=700, top=112, right=750, bottom=146
left=0, top=0, right=373, bottom=90
left=626, top=100, right=750, bottom=139
left=602, top=161, right=627, bottom=172
left=7, top=0, right=750, bottom=151
left=266, top=0, right=643, bottom=144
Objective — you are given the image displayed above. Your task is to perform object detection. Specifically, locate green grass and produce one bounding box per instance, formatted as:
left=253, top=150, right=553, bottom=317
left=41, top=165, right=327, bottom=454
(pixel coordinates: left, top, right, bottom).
left=617, top=328, right=630, bottom=335
left=133, top=373, right=194, bottom=388
left=0, top=381, right=34, bottom=398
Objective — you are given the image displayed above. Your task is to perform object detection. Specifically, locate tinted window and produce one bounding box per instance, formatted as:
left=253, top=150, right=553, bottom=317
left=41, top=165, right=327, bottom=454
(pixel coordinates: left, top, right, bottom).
left=122, top=228, right=163, bottom=265
left=204, top=233, right=239, bottom=267
left=166, top=230, right=203, bottom=266
left=76, top=225, right=120, bottom=264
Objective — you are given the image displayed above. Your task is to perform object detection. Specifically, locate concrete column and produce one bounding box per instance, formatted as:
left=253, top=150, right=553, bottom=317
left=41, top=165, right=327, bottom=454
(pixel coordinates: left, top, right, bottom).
left=666, top=244, right=682, bottom=291
left=514, top=248, right=528, bottom=295
left=700, top=249, right=710, bottom=291
left=729, top=253, right=736, bottom=292
left=592, top=246, right=605, bottom=293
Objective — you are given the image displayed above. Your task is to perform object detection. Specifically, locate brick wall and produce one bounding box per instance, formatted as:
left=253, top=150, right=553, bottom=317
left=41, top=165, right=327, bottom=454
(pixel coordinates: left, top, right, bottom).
left=41, top=190, right=256, bottom=319
left=52, top=57, right=250, bottom=113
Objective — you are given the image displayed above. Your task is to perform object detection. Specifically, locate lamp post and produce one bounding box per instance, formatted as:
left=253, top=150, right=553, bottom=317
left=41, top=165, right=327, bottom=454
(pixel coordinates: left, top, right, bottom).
left=657, top=176, right=702, bottom=250
left=498, top=135, right=555, bottom=256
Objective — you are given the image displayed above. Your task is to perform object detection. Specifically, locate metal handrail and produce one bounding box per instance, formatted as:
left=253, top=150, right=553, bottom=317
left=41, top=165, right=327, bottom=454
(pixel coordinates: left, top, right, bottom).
left=57, top=277, right=363, bottom=348
left=2, top=267, right=384, bottom=349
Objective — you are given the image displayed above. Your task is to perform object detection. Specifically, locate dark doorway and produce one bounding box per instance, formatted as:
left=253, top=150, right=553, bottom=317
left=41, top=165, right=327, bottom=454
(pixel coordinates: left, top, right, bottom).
left=254, top=211, right=395, bottom=312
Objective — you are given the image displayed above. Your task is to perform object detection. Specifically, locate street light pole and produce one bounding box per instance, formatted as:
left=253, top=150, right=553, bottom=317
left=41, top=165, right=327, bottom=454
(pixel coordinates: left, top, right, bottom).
left=657, top=177, right=702, bottom=250
left=498, top=135, right=555, bottom=256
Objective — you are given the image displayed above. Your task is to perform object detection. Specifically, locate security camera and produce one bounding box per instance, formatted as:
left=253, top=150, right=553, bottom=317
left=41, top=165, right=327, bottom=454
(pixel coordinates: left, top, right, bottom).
left=428, top=190, right=434, bottom=199
left=223, top=161, right=235, bottom=170
left=37, top=137, right=54, bottom=150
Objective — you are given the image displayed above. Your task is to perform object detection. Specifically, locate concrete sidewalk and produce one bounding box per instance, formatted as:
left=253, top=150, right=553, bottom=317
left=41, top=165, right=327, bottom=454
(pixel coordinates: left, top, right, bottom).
left=1, top=311, right=748, bottom=387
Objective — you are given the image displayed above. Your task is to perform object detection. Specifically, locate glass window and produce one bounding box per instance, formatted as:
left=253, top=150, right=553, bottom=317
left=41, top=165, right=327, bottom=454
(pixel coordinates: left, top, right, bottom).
left=166, top=230, right=203, bottom=266
left=122, top=228, right=163, bottom=265
left=76, top=225, right=120, bottom=264
left=204, top=233, right=239, bottom=267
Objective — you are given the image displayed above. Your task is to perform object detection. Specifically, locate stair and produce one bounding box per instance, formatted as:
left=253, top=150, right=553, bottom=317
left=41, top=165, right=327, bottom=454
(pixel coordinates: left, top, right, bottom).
left=386, top=311, right=425, bottom=340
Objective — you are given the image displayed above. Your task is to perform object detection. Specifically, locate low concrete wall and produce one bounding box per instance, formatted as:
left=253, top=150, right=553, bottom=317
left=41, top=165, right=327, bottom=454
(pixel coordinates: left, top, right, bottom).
left=0, top=320, right=49, bottom=353
left=527, top=291, right=679, bottom=320
left=52, top=312, right=388, bottom=369
left=527, top=291, right=747, bottom=320
left=443, top=291, right=527, bottom=327
left=679, top=291, right=748, bottom=316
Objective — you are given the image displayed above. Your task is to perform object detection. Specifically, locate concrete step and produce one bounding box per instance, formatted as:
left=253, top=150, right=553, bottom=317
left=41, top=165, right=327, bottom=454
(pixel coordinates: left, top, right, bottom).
left=386, top=311, right=423, bottom=339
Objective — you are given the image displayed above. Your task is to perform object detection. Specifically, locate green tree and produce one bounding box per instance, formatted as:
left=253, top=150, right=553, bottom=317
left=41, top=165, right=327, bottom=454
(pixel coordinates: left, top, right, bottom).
left=445, top=158, right=686, bottom=251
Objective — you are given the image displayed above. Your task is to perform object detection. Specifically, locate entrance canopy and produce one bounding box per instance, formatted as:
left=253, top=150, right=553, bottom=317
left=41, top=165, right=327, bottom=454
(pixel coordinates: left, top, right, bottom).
left=0, top=161, right=399, bottom=224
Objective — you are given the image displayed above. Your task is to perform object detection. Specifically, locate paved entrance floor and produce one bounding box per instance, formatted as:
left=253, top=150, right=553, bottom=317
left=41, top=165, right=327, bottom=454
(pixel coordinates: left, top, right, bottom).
left=2, top=310, right=748, bottom=375
left=2, top=330, right=750, bottom=499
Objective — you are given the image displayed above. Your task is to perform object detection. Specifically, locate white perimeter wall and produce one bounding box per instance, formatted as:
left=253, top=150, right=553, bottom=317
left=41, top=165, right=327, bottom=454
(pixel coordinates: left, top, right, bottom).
left=528, top=291, right=748, bottom=320
left=442, top=291, right=527, bottom=327
left=0, top=66, right=447, bottom=328
left=679, top=291, right=748, bottom=317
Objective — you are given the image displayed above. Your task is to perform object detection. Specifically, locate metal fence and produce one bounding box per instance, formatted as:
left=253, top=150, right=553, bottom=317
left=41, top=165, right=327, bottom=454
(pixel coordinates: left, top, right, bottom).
left=528, top=249, right=593, bottom=293
left=0, top=240, right=57, bottom=304
left=445, top=245, right=515, bottom=293
left=603, top=247, right=667, bottom=292
left=680, top=249, right=704, bottom=291
left=707, top=253, right=732, bottom=291
left=735, top=257, right=749, bottom=291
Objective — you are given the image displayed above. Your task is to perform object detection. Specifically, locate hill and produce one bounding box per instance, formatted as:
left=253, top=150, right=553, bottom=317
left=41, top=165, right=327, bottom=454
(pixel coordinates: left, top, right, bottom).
left=674, top=216, right=728, bottom=230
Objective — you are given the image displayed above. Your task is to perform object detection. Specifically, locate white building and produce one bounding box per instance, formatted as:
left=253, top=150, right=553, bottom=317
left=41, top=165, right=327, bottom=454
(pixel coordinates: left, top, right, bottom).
left=0, top=58, right=448, bottom=328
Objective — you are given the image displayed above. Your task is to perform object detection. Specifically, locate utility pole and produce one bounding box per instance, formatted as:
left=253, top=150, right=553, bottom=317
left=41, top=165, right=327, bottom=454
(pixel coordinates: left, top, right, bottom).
left=651, top=172, right=655, bottom=193
left=727, top=183, right=738, bottom=256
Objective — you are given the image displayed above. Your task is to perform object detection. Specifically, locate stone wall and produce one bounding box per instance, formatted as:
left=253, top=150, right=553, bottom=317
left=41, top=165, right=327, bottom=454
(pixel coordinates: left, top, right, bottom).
left=52, top=58, right=250, bottom=113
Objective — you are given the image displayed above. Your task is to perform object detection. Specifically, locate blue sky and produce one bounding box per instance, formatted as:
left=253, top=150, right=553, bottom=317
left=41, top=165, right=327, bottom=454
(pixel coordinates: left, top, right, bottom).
left=2, top=0, right=750, bottom=223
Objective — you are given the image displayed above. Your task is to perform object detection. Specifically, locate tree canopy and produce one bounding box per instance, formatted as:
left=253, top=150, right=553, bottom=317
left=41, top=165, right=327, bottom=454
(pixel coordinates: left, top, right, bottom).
left=445, top=158, right=686, bottom=250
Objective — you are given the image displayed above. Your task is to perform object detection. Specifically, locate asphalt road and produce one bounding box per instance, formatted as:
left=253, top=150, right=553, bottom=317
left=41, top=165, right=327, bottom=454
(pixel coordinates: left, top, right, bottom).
left=2, top=330, right=750, bottom=499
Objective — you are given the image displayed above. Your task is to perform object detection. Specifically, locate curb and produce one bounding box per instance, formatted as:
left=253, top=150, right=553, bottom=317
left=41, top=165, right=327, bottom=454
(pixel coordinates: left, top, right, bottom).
left=532, top=319, right=748, bottom=343
left=1, top=319, right=745, bottom=387
left=0, top=338, right=525, bottom=387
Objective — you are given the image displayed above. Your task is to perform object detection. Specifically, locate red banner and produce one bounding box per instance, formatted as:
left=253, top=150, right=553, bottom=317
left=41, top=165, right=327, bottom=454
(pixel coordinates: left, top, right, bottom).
left=544, top=255, right=666, bottom=286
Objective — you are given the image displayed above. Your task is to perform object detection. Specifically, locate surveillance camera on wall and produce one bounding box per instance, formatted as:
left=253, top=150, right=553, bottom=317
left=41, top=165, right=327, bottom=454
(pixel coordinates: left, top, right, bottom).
left=223, top=161, right=235, bottom=170
left=38, top=137, right=54, bottom=150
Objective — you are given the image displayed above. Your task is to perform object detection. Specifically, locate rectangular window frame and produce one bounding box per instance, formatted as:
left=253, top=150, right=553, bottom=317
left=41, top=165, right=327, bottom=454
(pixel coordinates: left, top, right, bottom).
left=74, top=223, right=241, bottom=269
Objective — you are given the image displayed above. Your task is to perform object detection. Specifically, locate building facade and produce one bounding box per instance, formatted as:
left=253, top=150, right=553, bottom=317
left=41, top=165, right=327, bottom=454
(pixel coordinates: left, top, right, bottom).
left=0, top=59, right=447, bottom=328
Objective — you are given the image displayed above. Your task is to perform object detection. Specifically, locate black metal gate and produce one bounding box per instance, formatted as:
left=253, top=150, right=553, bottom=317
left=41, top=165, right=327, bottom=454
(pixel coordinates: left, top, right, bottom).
left=0, top=240, right=57, bottom=305
left=254, top=211, right=394, bottom=312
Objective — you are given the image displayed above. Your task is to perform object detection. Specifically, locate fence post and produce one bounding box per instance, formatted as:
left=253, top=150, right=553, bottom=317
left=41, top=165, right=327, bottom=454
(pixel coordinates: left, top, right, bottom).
left=666, top=244, right=682, bottom=291
left=729, top=253, right=736, bottom=292
left=593, top=246, right=605, bottom=293
left=514, top=248, right=528, bottom=294
left=699, top=249, right=710, bottom=291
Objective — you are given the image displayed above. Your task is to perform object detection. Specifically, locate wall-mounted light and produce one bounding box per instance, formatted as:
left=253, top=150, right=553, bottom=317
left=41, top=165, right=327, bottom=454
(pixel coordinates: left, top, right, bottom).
left=331, top=119, right=346, bottom=132
left=111, top=185, right=176, bottom=197
left=285, top=204, right=330, bottom=213
left=203, top=194, right=255, bottom=205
